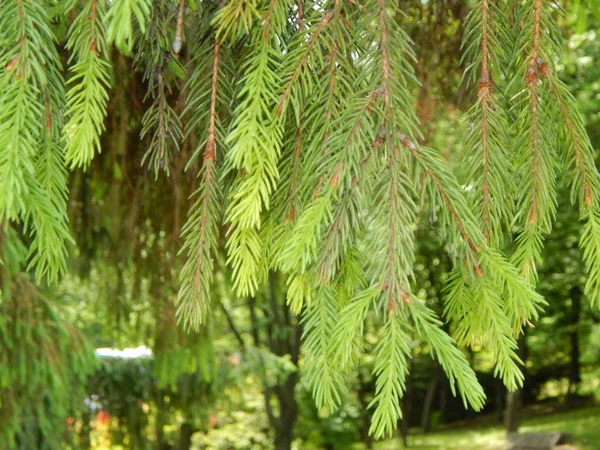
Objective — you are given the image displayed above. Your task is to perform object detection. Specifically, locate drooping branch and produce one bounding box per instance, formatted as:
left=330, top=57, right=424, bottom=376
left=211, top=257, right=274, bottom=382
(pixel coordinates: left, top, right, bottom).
left=177, top=40, right=223, bottom=330
left=511, top=0, right=556, bottom=281
left=63, top=0, right=111, bottom=169
left=277, top=10, right=334, bottom=116
left=398, top=132, right=481, bottom=265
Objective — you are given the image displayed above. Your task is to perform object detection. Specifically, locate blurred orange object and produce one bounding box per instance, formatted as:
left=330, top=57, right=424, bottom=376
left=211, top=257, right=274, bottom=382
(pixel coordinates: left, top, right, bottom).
left=96, top=410, right=111, bottom=423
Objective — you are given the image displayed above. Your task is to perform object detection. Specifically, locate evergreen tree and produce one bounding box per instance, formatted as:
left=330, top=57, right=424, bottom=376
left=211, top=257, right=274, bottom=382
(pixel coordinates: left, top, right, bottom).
left=1, top=0, right=599, bottom=440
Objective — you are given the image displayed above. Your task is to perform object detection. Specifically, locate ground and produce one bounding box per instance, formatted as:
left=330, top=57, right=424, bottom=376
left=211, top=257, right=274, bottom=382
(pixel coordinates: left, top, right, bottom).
left=372, top=406, right=600, bottom=450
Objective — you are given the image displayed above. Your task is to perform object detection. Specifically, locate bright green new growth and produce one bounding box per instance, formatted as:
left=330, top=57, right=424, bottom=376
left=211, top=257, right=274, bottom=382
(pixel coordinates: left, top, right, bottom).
left=105, top=0, right=151, bottom=55
left=63, top=0, right=111, bottom=169
left=1, top=0, right=600, bottom=440
left=0, top=0, right=71, bottom=283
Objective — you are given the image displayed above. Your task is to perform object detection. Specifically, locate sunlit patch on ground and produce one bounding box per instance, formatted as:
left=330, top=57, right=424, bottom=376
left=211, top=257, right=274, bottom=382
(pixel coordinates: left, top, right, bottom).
left=369, top=406, right=600, bottom=450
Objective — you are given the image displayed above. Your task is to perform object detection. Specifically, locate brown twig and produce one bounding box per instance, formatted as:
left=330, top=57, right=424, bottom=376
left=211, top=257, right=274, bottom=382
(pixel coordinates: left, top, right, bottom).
left=173, top=0, right=186, bottom=54
left=192, top=41, right=221, bottom=291
left=478, top=0, right=492, bottom=241
left=525, top=0, right=543, bottom=226
left=296, top=0, right=304, bottom=31
left=205, top=40, right=220, bottom=162
left=538, top=60, right=594, bottom=208
left=378, top=0, right=392, bottom=113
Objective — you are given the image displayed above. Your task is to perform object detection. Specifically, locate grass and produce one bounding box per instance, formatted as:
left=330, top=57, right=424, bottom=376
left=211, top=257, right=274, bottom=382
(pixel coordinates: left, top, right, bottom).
left=373, top=406, right=600, bottom=450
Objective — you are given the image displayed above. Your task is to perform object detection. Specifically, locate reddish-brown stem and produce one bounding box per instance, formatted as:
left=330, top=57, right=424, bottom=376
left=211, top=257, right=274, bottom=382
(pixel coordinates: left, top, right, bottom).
left=45, top=93, right=52, bottom=131
left=174, top=0, right=186, bottom=54
left=479, top=0, right=492, bottom=240
left=296, top=0, right=304, bottom=31
left=192, top=40, right=221, bottom=290
left=192, top=161, right=214, bottom=292
left=525, top=0, right=543, bottom=226
left=386, top=148, right=400, bottom=302
left=5, top=55, right=19, bottom=71
left=334, top=0, right=341, bottom=13
left=377, top=0, right=392, bottom=113
left=323, top=45, right=338, bottom=130
left=89, top=0, right=98, bottom=54
left=530, top=0, right=541, bottom=70
left=262, top=0, right=279, bottom=42
left=539, top=63, right=593, bottom=208
left=345, top=88, right=385, bottom=148
left=480, top=0, right=490, bottom=83
left=205, top=40, right=220, bottom=162
left=316, top=201, right=345, bottom=282
left=385, top=147, right=414, bottom=311
left=285, top=120, right=304, bottom=222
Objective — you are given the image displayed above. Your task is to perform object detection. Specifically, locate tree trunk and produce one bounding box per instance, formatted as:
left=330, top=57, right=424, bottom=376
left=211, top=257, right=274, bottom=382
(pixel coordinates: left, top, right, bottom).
left=274, top=426, right=294, bottom=450
left=505, top=334, right=527, bottom=434
left=272, top=371, right=299, bottom=450
left=504, top=389, right=523, bottom=434
left=421, top=363, right=440, bottom=433
left=567, top=287, right=582, bottom=407
left=496, top=379, right=505, bottom=424
left=438, top=378, right=448, bottom=425
left=357, top=371, right=373, bottom=449
left=156, top=393, right=170, bottom=450
left=176, top=422, right=196, bottom=450
left=246, top=273, right=302, bottom=450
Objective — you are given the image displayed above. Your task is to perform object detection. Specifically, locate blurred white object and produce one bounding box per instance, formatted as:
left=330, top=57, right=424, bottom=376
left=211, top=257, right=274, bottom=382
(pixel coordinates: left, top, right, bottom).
left=95, top=346, right=152, bottom=359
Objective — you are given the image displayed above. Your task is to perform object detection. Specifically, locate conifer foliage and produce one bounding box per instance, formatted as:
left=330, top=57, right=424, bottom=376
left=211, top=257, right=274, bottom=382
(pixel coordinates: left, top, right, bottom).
left=1, top=0, right=600, bottom=439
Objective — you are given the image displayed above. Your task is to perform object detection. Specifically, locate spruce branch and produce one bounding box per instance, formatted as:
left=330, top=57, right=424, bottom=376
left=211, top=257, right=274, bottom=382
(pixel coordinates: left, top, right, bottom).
left=329, top=287, right=378, bottom=371
left=295, top=0, right=304, bottom=31
left=511, top=0, right=557, bottom=281
left=225, top=0, right=288, bottom=296
left=63, top=0, right=111, bottom=169
left=0, top=0, right=71, bottom=282
left=105, top=0, right=151, bottom=55
left=407, top=299, right=486, bottom=410
left=277, top=9, right=334, bottom=117
left=177, top=40, right=223, bottom=331
left=302, top=285, right=345, bottom=411
left=581, top=209, right=600, bottom=308
left=367, top=140, right=417, bottom=315
left=135, top=1, right=184, bottom=176
left=368, top=311, right=411, bottom=439
left=27, top=87, right=73, bottom=284
left=140, top=68, right=183, bottom=176
left=212, top=0, right=262, bottom=42
left=398, top=134, right=536, bottom=386
left=281, top=88, right=383, bottom=274
left=462, top=0, right=513, bottom=246
left=371, top=0, right=420, bottom=138
left=0, top=0, right=50, bottom=220
left=399, top=133, right=483, bottom=264
left=536, top=61, right=600, bottom=307
left=540, top=65, right=600, bottom=210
